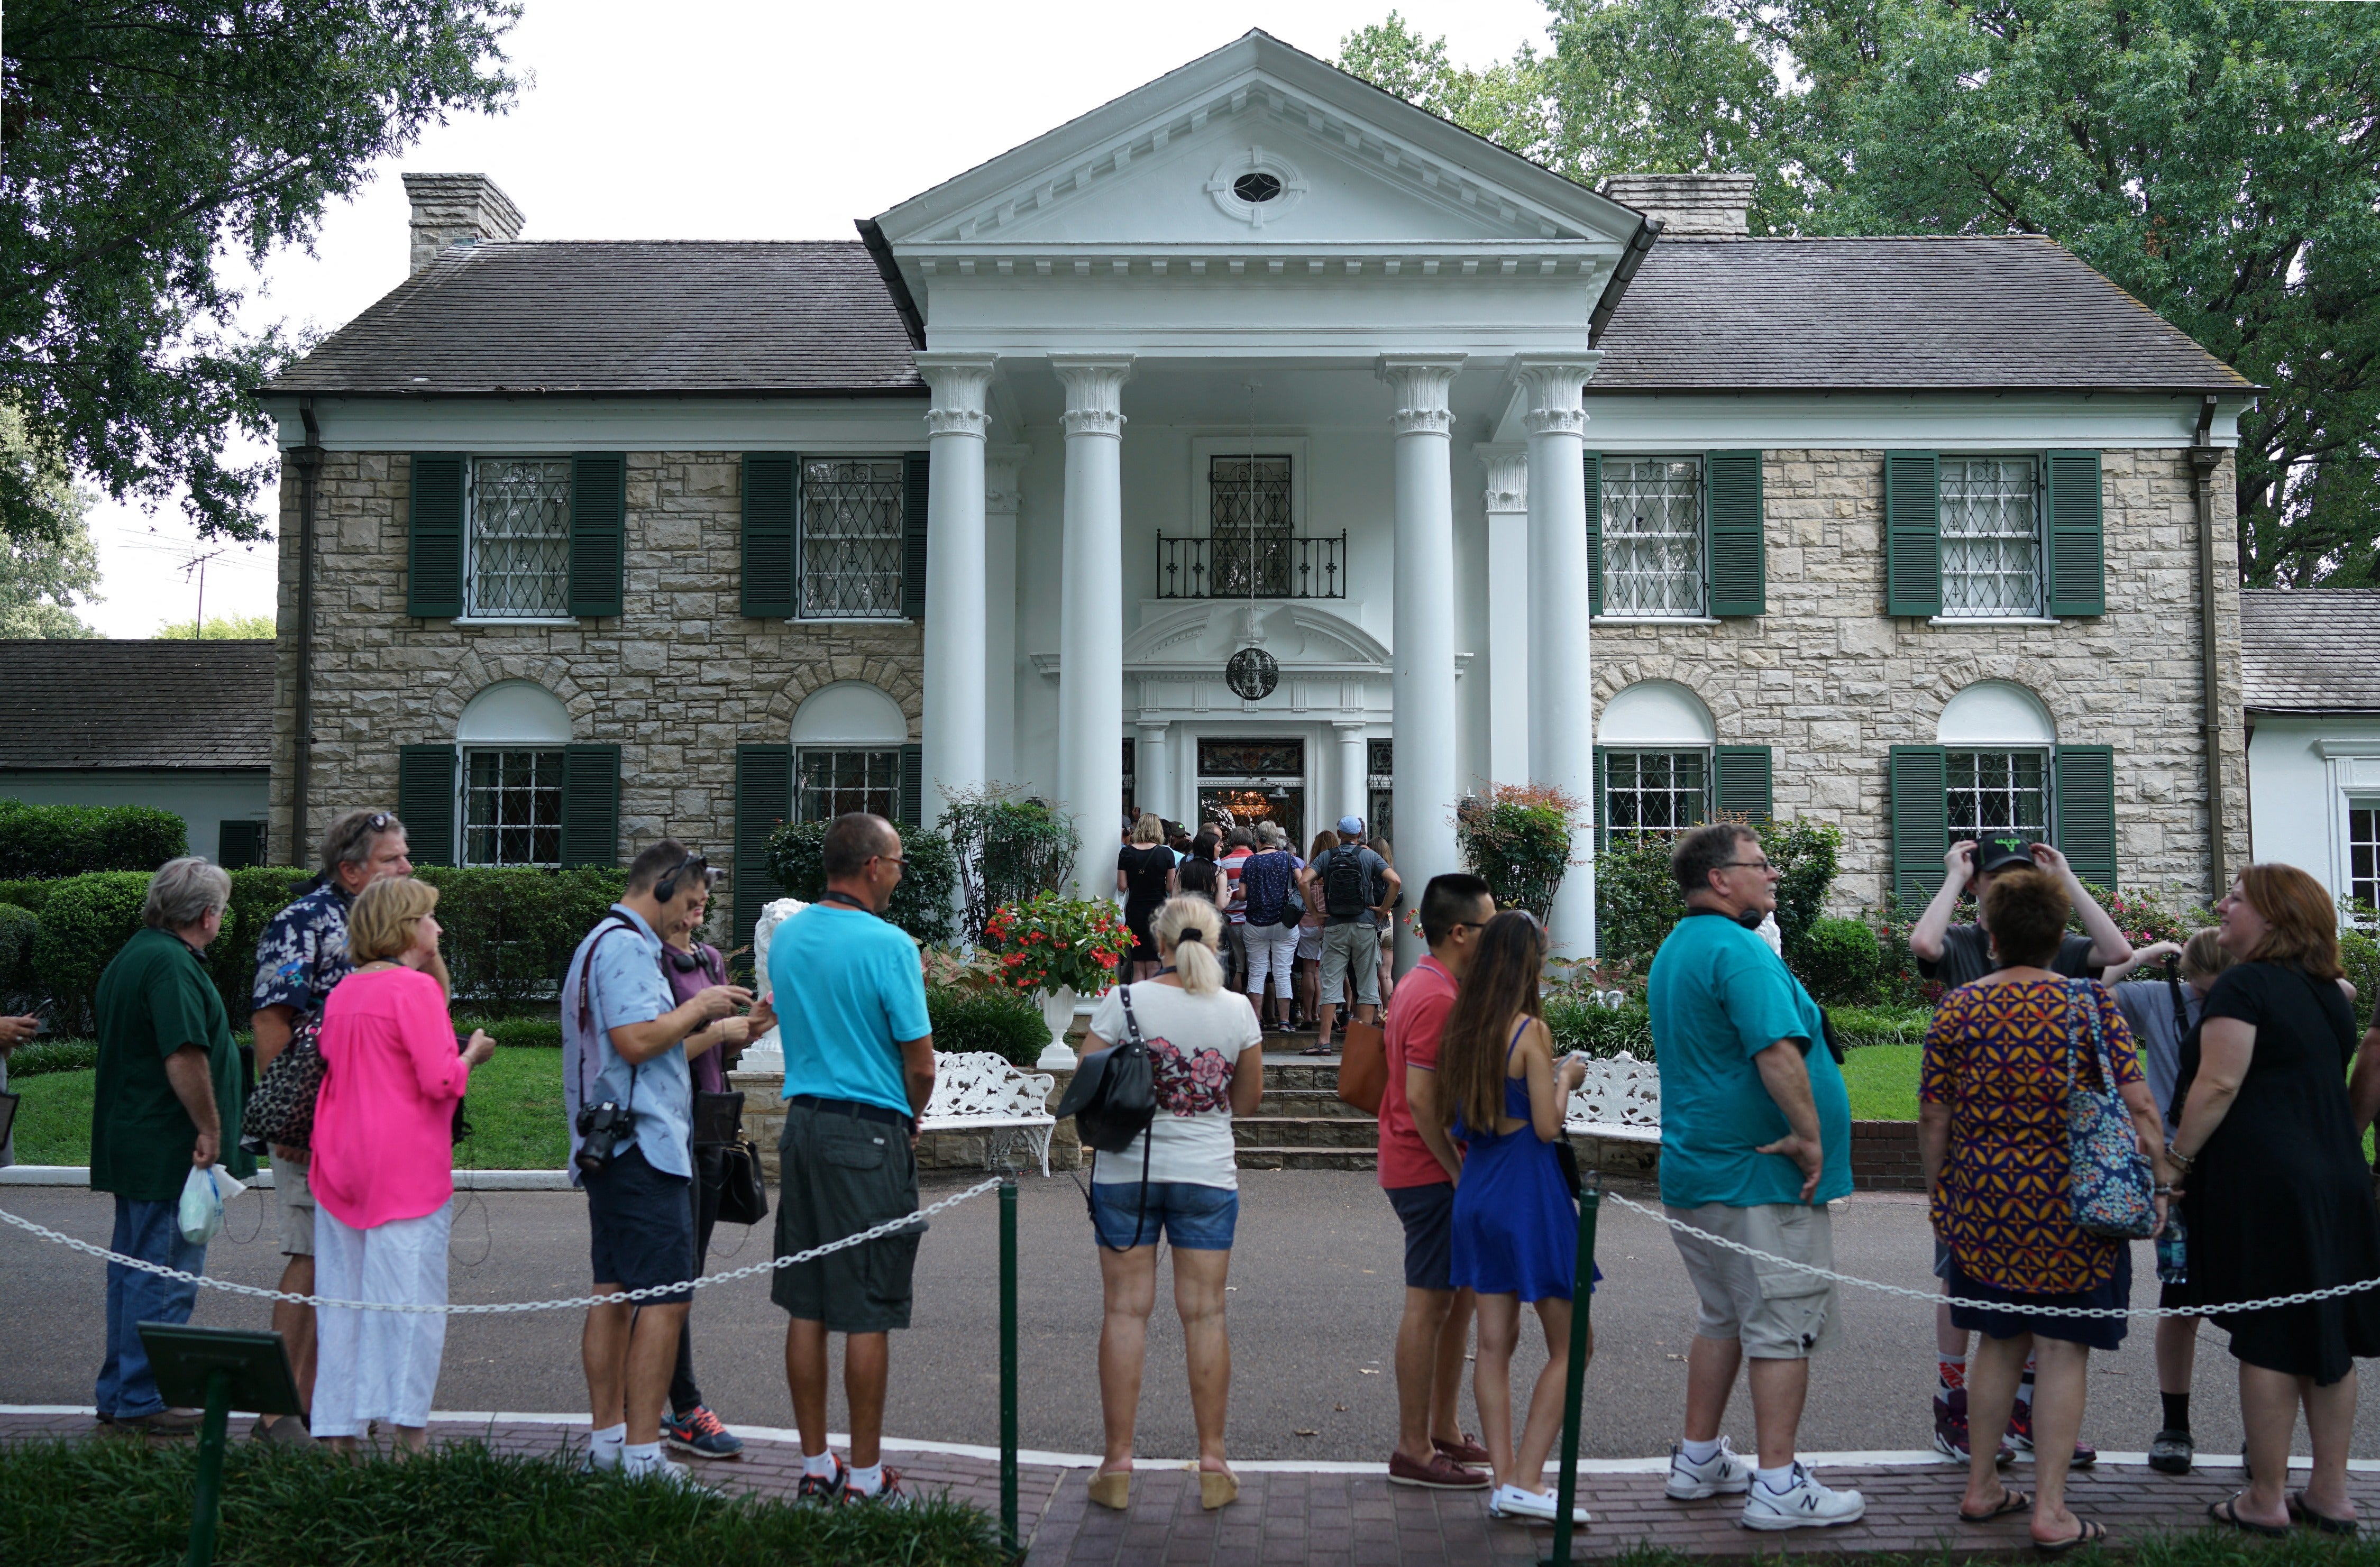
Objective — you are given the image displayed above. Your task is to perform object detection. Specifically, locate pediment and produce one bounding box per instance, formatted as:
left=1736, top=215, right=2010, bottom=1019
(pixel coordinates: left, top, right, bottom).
left=1122, top=601, right=1391, bottom=668
left=871, top=32, right=1642, bottom=258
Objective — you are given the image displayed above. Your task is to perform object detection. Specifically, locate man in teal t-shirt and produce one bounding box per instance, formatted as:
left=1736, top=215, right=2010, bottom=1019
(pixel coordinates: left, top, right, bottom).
left=765, top=812, right=936, bottom=1508
left=1645, top=822, right=1864, bottom=1532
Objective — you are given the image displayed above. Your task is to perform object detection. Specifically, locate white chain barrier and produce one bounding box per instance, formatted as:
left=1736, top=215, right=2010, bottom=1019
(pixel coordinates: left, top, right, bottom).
left=1605, top=1190, right=2380, bottom=1319
left=0, top=1178, right=1003, bottom=1315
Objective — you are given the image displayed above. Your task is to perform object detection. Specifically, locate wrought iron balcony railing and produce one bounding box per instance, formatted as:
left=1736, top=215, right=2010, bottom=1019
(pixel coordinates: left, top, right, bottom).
left=1155, top=532, right=1347, bottom=599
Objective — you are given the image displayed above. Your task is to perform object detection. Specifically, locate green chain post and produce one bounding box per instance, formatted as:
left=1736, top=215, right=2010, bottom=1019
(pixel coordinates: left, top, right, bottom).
left=1544, top=1173, right=1601, bottom=1567
left=186, top=1367, right=233, bottom=1567
left=1000, top=1176, right=1020, bottom=1557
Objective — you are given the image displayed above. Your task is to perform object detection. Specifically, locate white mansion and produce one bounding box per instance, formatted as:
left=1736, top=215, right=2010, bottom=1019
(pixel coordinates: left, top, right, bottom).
left=260, top=31, right=2253, bottom=959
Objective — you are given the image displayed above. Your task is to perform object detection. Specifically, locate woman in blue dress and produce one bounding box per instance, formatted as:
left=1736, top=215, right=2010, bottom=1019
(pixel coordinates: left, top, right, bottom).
left=1439, top=911, right=1594, bottom=1524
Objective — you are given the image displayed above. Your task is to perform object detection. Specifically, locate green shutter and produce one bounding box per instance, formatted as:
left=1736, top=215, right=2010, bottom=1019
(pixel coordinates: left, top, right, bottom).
left=902, top=450, right=930, bottom=620
left=899, top=741, right=924, bottom=828
left=734, top=744, right=793, bottom=954
left=217, top=820, right=266, bottom=870
left=1592, top=744, right=1608, bottom=853
left=742, top=453, right=796, bottom=618
left=406, top=454, right=465, bottom=618
left=1888, top=745, right=1949, bottom=905
left=2044, top=450, right=2105, bottom=617
left=1705, top=451, right=1765, bottom=617
left=1713, top=745, right=1773, bottom=822
left=559, top=744, right=621, bottom=867
left=2053, top=744, right=2117, bottom=890
left=1583, top=451, right=1604, bottom=618
left=1884, top=452, right=1942, bottom=617
left=569, top=452, right=626, bottom=618
left=397, top=744, right=456, bottom=866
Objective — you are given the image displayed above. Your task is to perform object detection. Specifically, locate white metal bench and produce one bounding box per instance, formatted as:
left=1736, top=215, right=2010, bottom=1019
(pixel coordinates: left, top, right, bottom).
left=1562, top=1051, right=1662, bottom=1145
left=919, top=1051, right=1059, bottom=1177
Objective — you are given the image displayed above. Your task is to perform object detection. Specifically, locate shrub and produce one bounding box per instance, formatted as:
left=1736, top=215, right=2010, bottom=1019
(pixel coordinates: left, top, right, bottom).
left=0, top=878, right=53, bottom=913
left=1594, top=816, right=1844, bottom=975
left=0, top=902, right=36, bottom=994
left=414, top=867, right=629, bottom=1017
left=763, top=820, right=959, bottom=947
left=203, top=866, right=315, bottom=1025
left=926, top=984, right=1050, bottom=1067
left=1454, top=784, right=1581, bottom=922
left=1791, top=915, right=1883, bottom=1005
left=1546, top=995, right=1654, bottom=1059
left=2342, top=928, right=2380, bottom=1033
left=28, top=870, right=150, bottom=1030
left=5, top=1036, right=98, bottom=1075
left=0, top=799, right=188, bottom=879
left=944, top=786, right=1079, bottom=938
left=1766, top=818, right=1844, bottom=965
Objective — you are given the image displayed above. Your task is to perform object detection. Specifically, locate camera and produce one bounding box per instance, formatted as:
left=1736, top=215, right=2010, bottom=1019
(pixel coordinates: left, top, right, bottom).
left=575, top=1100, right=634, bottom=1176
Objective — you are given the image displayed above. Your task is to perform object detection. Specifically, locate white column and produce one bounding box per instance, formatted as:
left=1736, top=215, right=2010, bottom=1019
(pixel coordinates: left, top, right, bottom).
left=1476, top=444, right=1531, bottom=787
left=1137, top=722, right=1172, bottom=826
left=983, top=446, right=1027, bottom=785
left=1052, top=356, right=1132, bottom=899
left=1334, top=721, right=1368, bottom=832
left=916, top=353, right=995, bottom=829
left=1377, top=355, right=1466, bottom=969
left=1518, top=355, right=1603, bottom=959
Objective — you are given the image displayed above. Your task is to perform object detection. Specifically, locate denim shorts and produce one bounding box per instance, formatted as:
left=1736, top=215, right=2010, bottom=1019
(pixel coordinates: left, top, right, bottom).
left=1090, top=1180, right=1239, bottom=1251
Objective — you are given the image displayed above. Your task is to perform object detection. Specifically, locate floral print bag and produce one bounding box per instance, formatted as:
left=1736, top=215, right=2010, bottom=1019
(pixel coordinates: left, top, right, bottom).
left=2063, top=979, right=2157, bottom=1240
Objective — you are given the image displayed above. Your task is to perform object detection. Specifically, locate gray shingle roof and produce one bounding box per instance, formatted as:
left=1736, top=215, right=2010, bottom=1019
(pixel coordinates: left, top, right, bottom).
left=1591, top=236, right=2250, bottom=392
left=0, top=641, right=275, bottom=770
left=264, top=241, right=924, bottom=397
left=2240, top=590, right=2380, bottom=713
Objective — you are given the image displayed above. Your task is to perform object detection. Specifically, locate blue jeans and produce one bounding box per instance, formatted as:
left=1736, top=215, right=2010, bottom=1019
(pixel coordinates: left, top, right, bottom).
left=95, top=1196, right=206, bottom=1418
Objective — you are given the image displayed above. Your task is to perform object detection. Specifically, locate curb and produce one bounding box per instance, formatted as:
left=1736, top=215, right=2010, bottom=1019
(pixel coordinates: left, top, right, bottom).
left=0, top=1166, right=572, bottom=1191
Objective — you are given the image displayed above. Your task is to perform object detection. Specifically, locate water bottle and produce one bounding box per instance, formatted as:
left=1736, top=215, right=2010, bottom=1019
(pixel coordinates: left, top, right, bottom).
left=2155, top=1205, right=2187, bottom=1285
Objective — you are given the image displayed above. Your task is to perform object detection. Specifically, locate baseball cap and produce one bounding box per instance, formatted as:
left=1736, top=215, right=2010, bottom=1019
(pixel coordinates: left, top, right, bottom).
left=1974, top=837, right=2036, bottom=875
left=1338, top=814, right=1365, bottom=836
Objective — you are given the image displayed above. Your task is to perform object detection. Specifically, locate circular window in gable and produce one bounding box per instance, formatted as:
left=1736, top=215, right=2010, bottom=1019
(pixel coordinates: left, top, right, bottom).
left=1233, top=172, right=1283, bottom=204
left=1209, top=149, right=1306, bottom=227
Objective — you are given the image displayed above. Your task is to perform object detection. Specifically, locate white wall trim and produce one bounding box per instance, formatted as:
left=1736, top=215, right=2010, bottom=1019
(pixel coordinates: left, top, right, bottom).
left=1577, top=392, right=2244, bottom=451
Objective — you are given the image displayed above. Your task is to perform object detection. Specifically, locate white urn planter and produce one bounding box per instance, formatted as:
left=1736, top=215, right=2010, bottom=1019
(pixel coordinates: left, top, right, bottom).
left=1036, top=986, right=1080, bottom=1070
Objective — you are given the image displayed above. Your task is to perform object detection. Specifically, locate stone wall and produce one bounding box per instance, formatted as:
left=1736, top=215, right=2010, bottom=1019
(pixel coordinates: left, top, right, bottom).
left=266, top=451, right=924, bottom=868
left=1591, top=447, right=2246, bottom=911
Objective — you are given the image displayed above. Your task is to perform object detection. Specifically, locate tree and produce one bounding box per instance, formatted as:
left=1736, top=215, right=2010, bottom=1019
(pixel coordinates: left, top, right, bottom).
left=0, top=409, right=100, bottom=637
left=153, top=612, right=276, bottom=639
left=0, top=2, right=521, bottom=546
left=1340, top=0, right=2380, bottom=585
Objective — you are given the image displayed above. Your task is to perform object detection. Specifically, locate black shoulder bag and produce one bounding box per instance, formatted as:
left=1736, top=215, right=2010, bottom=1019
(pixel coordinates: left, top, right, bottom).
left=1054, top=983, right=1160, bottom=1251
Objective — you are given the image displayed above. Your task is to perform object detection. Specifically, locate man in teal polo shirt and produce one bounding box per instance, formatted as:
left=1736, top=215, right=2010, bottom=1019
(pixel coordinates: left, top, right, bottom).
left=1648, top=822, right=1861, bottom=1531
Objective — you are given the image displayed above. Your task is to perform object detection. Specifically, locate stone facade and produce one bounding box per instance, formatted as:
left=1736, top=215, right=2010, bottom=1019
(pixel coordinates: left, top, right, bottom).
left=266, top=451, right=925, bottom=868
left=1589, top=446, right=2246, bottom=911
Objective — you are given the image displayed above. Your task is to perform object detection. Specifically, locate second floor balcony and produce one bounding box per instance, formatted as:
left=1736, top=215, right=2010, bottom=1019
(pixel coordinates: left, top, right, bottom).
left=1155, top=531, right=1347, bottom=600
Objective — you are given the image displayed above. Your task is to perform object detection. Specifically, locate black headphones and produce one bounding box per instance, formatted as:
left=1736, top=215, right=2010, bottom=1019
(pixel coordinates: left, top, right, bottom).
left=663, top=943, right=710, bottom=973
left=655, top=853, right=711, bottom=903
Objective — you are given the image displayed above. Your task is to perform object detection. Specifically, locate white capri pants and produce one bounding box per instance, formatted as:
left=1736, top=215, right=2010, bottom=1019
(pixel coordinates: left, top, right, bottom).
left=1242, top=922, right=1301, bottom=997
left=312, top=1198, right=454, bottom=1437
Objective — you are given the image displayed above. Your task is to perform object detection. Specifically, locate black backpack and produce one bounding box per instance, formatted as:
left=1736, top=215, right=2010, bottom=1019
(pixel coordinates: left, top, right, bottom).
left=1321, top=846, right=1372, bottom=920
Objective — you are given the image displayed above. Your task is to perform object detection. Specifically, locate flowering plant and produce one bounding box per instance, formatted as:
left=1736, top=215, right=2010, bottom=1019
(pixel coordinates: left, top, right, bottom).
left=978, top=892, right=1130, bottom=996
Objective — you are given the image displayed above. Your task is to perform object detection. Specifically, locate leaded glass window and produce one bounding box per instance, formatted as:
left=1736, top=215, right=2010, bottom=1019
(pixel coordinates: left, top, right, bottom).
left=2350, top=804, right=2380, bottom=915
left=1602, top=457, right=1703, bottom=616
left=462, top=748, right=564, bottom=867
left=796, top=747, right=901, bottom=822
left=1940, top=457, right=2042, bottom=616
left=468, top=459, right=572, bottom=617
left=799, top=459, right=907, bottom=619
left=1605, top=750, right=1707, bottom=836
left=1210, top=455, right=1293, bottom=597
left=1945, top=750, right=2049, bottom=843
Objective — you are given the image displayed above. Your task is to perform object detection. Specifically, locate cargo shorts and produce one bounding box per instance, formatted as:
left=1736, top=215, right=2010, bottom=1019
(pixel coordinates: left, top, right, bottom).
left=770, top=1099, right=925, bottom=1334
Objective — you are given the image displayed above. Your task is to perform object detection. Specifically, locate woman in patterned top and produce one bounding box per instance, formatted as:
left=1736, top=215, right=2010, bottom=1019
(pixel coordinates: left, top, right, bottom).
left=1918, top=868, right=2168, bottom=1553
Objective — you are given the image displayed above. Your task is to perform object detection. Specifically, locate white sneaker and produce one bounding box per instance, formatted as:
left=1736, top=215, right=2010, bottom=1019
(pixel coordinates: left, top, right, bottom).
left=1666, top=1438, right=1754, bottom=1500
left=1739, top=1463, right=1864, bottom=1531
left=1487, top=1484, right=1591, bottom=1524
left=623, top=1452, right=716, bottom=1494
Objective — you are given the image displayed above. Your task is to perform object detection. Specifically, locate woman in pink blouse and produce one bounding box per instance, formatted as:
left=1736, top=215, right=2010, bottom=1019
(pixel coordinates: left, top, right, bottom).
left=309, top=877, right=493, bottom=1452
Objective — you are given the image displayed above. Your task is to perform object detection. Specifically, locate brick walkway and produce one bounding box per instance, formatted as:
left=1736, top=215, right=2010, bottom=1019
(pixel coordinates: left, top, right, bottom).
left=6, top=1408, right=2372, bottom=1561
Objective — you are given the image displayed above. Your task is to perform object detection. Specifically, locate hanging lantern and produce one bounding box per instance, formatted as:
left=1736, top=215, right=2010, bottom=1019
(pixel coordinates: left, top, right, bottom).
left=1226, top=645, right=1279, bottom=701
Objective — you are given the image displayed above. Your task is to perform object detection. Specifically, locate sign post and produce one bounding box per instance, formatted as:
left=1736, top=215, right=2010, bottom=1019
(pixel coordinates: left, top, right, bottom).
left=1000, top=1176, right=1020, bottom=1556
left=136, top=1323, right=303, bottom=1567
left=1543, top=1172, right=1602, bottom=1567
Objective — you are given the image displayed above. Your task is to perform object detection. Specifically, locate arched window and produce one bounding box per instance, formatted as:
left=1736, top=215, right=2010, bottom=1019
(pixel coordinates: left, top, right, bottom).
left=1598, top=681, right=1716, bottom=836
left=790, top=682, right=909, bottom=823
left=456, top=681, right=571, bottom=867
left=1936, top=681, right=2055, bottom=846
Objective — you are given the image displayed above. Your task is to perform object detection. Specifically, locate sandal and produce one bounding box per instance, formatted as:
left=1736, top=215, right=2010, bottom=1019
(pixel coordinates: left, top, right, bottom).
left=2209, top=1495, right=2289, bottom=1538
left=1961, top=1488, right=2033, bottom=1524
left=2289, top=1490, right=2359, bottom=1536
left=2035, top=1519, right=2106, bottom=1556
left=2147, top=1428, right=2192, bottom=1476
left=1298, top=1042, right=1335, bottom=1057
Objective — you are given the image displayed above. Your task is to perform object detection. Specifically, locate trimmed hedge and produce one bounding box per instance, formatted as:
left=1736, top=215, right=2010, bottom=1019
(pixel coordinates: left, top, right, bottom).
left=1793, top=915, right=1884, bottom=1005
left=28, top=870, right=150, bottom=1030
left=765, top=819, right=960, bottom=947
left=926, top=985, right=1051, bottom=1068
left=0, top=799, right=186, bottom=879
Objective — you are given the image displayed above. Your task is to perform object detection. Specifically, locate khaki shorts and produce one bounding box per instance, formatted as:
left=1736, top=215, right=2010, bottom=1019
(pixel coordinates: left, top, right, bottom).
left=273, top=1153, right=316, bottom=1258
left=1320, top=922, right=1381, bottom=1006
left=1665, top=1201, right=1842, bottom=1359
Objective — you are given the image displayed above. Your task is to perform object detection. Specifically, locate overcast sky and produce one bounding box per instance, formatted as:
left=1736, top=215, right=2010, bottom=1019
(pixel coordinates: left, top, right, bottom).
left=90, top=0, right=1552, bottom=638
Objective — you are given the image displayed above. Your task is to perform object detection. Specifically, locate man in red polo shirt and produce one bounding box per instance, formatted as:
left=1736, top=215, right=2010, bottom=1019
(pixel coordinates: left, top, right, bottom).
left=1380, top=872, right=1498, bottom=1488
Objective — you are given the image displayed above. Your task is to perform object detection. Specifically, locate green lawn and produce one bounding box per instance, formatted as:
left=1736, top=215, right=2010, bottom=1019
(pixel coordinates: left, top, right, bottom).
left=1841, top=1043, right=1921, bottom=1121
left=9, top=1047, right=570, bottom=1170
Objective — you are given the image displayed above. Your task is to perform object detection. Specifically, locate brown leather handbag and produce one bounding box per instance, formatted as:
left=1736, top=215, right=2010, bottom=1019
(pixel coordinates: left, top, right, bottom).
left=1336, top=1020, right=1388, bottom=1115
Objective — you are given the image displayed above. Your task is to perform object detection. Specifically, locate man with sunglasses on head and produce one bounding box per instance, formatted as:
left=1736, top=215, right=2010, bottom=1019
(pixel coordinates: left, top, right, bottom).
left=563, top=838, right=763, bottom=1487
left=766, top=812, right=938, bottom=1507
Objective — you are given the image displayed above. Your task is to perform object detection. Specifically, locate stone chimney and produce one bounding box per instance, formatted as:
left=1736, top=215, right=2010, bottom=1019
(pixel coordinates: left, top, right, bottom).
left=1596, top=173, right=1755, bottom=237
left=401, top=172, right=524, bottom=274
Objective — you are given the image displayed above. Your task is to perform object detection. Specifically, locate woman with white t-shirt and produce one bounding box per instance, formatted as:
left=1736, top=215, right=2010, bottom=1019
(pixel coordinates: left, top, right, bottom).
left=1082, top=895, right=1266, bottom=1515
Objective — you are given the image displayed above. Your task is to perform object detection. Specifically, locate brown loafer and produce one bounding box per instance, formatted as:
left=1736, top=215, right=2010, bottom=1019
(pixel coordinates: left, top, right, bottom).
left=1388, top=1450, right=1490, bottom=1489
left=1433, top=1433, right=1493, bottom=1467
left=116, top=1408, right=203, bottom=1438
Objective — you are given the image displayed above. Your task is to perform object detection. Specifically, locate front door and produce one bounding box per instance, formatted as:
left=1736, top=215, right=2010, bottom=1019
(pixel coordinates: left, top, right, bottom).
left=1198, top=785, right=1304, bottom=846
left=1195, top=737, right=1305, bottom=845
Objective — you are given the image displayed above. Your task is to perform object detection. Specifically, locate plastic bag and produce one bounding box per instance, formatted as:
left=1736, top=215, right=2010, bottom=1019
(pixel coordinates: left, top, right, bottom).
left=176, top=1163, right=243, bottom=1245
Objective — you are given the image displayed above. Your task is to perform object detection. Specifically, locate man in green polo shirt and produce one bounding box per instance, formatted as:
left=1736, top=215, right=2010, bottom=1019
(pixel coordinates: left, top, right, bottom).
left=89, top=857, right=249, bottom=1437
